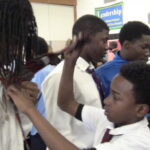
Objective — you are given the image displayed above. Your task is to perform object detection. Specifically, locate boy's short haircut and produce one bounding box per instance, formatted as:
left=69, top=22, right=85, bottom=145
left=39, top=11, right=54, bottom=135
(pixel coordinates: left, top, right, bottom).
left=36, top=37, right=48, bottom=56
left=72, top=15, right=109, bottom=37
left=109, top=41, right=118, bottom=50
left=119, top=21, right=150, bottom=45
left=120, top=61, right=150, bottom=108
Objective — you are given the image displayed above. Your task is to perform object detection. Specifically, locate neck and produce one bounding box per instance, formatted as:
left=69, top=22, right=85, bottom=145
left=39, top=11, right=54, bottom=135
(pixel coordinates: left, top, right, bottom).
left=80, top=55, right=91, bottom=63
left=79, top=48, right=91, bottom=63
left=80, top=54, right=97, bottom=67
left=120, top=49, right=129, bottom=60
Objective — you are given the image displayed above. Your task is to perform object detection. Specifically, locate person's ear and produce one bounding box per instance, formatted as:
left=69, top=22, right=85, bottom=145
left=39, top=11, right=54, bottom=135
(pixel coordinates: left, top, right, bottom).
left=123, top=40, right=131, bottom=50
left=136, top=104, right=149, bottom=117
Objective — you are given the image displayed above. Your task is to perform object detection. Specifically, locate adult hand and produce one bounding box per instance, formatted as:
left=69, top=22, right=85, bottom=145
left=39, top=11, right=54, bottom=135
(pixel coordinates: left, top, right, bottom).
left=21, top=81, right=39, bottom=104
left=6, top=82, right=39, bottom=113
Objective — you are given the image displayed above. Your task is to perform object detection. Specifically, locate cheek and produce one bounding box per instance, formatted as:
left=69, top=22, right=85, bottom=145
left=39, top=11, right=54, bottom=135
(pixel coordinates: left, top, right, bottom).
left=95, top=43, right=106, bottom=54
left=128, top=50, right=143, bottom=60
left=134, top=50, right=147, bottom=60
left=109, top=104, right=137, bottom=123
left=88, top=41, right=106, bottom=60
left=90, top=46, right=100, bottom=56
left=136, top=48, right=145, bottom=54
left=134, top=47, right=145, bottom=56
left=107, top=104, right=130, bottom=121
left=98, top=41, right=105, bottom=49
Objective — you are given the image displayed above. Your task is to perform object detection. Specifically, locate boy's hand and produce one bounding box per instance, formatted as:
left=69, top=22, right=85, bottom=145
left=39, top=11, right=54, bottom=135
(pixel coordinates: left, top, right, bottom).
left=6, top=81, right=39, bottom=113
left=64, top=32, right=85, bottom=64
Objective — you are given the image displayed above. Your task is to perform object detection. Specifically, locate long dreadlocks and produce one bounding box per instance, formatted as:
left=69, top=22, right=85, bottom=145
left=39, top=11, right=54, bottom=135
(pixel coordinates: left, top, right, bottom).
left=0, top=0, right=38, bottom=86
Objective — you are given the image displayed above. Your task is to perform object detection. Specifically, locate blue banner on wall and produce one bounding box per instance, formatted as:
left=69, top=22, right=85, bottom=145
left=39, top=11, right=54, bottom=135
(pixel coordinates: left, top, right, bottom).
left=95, top=2, right=123, bottom=30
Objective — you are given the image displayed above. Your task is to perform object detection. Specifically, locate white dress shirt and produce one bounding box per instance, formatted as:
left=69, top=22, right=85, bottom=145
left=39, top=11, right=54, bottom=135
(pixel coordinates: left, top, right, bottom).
left=82, top=105, right=150, bottom=150
left=0, top=83, right=32, bottom=150
left=42, top=57, right=102, bottom=149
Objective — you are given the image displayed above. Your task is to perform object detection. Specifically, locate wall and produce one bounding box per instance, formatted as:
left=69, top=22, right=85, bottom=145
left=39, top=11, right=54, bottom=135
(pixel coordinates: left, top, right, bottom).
left=77, top=0, right=104, bottom=18
left=31, top=2, right=74, bottom=52
left=77, top=0, right=150, bottom=34
left=123, top=0, right=150, bottom=24
left=31, top=0, right=150, bottom=50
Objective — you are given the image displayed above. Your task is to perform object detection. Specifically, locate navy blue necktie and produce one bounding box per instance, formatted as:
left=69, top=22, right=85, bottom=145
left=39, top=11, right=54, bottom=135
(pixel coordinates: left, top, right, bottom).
left=86, top=68, right=105, bottom=103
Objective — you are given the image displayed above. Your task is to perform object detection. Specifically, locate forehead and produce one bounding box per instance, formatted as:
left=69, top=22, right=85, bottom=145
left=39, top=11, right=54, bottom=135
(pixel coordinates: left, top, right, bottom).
left=111, top=74, right=134, bottom=94
left=94, top=29, right=109, bottom=39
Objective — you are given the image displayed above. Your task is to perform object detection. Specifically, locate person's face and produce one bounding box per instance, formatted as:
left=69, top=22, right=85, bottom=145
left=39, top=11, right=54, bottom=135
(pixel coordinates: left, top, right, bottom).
left=104, top=74, right=142, bottom=127
left=86, top=29, right=109, bottom=62
left=126, top=35, right=150, bottom=61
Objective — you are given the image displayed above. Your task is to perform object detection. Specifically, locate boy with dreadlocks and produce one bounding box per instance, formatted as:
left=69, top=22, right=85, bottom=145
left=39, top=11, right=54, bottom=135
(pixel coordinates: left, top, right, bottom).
left=0, top=0, right=38, bottom=150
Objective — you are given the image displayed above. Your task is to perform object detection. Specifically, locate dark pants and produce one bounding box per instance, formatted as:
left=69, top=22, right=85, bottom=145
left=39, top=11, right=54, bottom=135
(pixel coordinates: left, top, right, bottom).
left=28, top=133, right=46, bottom=150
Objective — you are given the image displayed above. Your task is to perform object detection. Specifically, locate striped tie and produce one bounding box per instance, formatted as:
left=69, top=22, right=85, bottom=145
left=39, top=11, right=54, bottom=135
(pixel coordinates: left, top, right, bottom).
left=86, top=68, right=105, bottom=104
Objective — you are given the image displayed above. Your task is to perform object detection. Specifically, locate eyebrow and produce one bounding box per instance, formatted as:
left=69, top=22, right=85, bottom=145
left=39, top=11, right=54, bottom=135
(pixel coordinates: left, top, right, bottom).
left=111, top=89, right=120, bottom=95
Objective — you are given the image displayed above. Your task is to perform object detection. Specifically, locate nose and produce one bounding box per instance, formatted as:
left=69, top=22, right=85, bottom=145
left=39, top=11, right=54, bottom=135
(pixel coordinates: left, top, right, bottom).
left=103, top=95, right=111, bottom=106
left=105, top=43, right=109, bottom=51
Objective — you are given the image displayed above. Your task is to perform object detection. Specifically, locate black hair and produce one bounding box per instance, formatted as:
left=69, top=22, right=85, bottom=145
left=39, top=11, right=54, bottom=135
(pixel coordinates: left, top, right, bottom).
left=26, top=36, right=48, bottom=60
left=119, top=21, right=150, bottom=45
left=36, top=37, right=48, bottom=56
left=109, top=41, right=118, bottom=50
left=72, top=15, right=109, bottom=37
left=120, top=61, right=150, bottom=108
left=0, top=0, right=38, bottom=85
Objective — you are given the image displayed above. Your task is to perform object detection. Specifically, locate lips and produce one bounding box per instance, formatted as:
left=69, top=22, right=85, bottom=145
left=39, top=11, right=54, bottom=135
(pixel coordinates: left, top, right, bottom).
left=104, top=110, right=109, bottom=116
left=104, top=107, right=110, bottom=116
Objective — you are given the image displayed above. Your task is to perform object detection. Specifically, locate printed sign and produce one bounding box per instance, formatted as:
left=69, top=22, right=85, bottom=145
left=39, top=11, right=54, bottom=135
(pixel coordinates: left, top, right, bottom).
left=95, top=2, right=123, bottom=30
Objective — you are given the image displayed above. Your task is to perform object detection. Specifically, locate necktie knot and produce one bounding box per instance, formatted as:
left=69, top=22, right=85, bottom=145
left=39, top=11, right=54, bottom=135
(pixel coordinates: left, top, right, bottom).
left=86, top=68, right=95, bottom=74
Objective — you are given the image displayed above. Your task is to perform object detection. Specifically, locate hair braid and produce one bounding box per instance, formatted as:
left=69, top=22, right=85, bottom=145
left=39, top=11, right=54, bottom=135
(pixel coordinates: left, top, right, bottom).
left=0, top=0, right=38, bottom=86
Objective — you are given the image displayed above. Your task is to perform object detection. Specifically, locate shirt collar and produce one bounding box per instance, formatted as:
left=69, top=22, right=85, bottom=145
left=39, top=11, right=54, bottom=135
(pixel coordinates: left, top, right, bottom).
left=113, top=51, right=128, bottom=63
left=76, top=57, right=94, bottom=72
left=108, top=117, right=149, bottom=136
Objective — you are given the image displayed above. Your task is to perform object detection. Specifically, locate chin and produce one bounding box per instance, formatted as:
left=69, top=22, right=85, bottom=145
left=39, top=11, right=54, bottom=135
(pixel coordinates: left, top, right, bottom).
left=105, top=112, right=113, bottom=122
left=105, top=114, right=119, bottom=123
left=106, top=116, right=114, bottom=123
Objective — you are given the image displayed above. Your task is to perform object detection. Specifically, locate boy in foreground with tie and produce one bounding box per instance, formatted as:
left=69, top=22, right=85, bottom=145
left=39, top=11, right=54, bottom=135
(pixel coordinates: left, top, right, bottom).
left=7, top=37, right=150, bottom=150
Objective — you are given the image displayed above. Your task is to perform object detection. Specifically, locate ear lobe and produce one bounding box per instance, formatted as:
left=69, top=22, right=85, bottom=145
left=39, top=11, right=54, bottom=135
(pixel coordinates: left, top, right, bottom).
left=136, top=104, right=149, bottom=117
